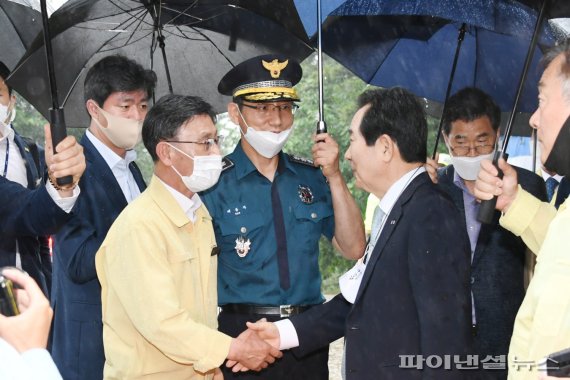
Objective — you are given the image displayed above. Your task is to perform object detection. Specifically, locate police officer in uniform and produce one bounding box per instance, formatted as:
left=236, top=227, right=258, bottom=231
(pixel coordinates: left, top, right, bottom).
left=201, top=54, right=366, bottom=379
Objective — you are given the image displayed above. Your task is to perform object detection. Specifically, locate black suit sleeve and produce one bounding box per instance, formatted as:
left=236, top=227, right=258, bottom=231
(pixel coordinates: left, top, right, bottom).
left=290, top=293, right=351, bottom=357
left=516, top=167, right=547, bottom=202
left=0, top=176, right=70, bottom=236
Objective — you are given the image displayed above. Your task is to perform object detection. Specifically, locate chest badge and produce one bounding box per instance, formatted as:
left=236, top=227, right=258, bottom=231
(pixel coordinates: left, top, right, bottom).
left=235, top=236, right=251, bottom=258
left=235, top=226, right=251, bottom=258
left=298, top=185, right=314, bottom=204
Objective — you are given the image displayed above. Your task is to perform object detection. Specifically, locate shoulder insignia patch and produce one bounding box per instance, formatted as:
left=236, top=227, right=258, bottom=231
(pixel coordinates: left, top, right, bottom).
left=222, top=157, right=235, bottom=172
left=288, top=154, right=315, bottom=167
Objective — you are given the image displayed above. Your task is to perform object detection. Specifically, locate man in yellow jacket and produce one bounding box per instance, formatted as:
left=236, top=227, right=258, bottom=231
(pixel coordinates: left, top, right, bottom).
left=96, top=95, right=281, bottom=379
left=475, top=39, right=570, bottom=380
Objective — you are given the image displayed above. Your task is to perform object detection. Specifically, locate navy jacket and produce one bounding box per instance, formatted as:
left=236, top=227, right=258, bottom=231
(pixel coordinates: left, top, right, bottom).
left=50, top=135, right=146, bottom=380
left=0, top=131, right=53, bottom=295
left=437, top=165, right=546, bottom=369
left=290, top=173, right=474, bottom=380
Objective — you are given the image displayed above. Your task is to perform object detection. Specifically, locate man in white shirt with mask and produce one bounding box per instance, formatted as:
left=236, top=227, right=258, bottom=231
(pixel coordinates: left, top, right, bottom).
left=50, top=54, right=156, bottom=380
left=427, top=87, right=546, bottom=380
left=200, top=54, right=365, bottom=380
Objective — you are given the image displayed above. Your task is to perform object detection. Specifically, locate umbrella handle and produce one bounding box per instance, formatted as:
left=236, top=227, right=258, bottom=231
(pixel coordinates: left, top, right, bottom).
left=317, top=120, right=327, bottom=134
left=50, top=108, right=73, bottom=186
left=476, top=150, right=507, bottom=224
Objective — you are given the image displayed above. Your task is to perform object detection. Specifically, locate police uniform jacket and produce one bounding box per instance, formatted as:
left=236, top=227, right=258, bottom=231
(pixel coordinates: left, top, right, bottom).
left=200, top=142, right=334, bottom=307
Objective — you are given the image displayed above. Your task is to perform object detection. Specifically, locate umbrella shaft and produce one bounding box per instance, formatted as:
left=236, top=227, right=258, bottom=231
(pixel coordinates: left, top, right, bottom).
left=502, top=0, right=549, bottom=152
left=40, top=0, right=59, bottom=109
left=317, top=0, right=325, bottom=125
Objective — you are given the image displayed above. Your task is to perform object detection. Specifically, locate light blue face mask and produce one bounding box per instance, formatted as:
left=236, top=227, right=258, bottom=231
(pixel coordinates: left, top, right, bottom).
left=237, top=107, right=293, bottom=158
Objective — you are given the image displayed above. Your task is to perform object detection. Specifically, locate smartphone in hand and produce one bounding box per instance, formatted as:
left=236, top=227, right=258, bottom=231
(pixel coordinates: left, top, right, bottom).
left=0, top=274, right=19, bottom=316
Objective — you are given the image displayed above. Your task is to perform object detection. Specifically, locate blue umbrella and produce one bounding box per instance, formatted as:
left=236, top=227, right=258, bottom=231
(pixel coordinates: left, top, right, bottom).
left=295, top=0, right=556, bottom=112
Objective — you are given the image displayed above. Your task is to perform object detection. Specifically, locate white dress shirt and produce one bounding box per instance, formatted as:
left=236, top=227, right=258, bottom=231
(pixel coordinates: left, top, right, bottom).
left=0, top=122, right=28, bottom=188
left=157, top=178, right=202, bottom=222
left=0, top=338, right=63, bottom=380
left=86, top=130, right=140, bottom=202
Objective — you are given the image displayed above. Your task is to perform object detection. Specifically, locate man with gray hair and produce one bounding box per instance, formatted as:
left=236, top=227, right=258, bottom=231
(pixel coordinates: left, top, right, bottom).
left=96, top=94, right=281, bottom=379
left=475, top=39, right=570, bottom=380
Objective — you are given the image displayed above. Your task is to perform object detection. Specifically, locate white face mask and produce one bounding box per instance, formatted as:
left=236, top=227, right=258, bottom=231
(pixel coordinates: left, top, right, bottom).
left=92, top=104, right=142, bottom=150
left=167, top=143, right=222, bottom=193
left=449, top=151, right=494, bottom=181
left=0, top=102, right=16, bottom=126
left=237, top=107, right=292, bottom=158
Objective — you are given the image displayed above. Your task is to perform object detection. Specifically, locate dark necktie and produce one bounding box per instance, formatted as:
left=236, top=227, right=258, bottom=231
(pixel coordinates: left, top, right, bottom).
left=271, top=179, right=290, bottom=290
left=129, top=161, right=147, bottom=192
left=546, top=177, right=559, bottom=203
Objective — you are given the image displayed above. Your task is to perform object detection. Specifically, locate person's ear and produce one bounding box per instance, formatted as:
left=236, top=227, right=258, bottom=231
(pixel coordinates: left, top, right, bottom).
left=156, top=141, right=174, bottom=166
left=227, top=103, right=241, bottom=126
left=85, top=99, right=100, bottom=120
left=376, top=134, right=393, bottom=161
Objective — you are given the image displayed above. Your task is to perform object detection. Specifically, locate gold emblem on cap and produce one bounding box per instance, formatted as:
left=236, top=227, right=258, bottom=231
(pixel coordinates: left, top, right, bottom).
left=262, top=59, right=288, bottom=79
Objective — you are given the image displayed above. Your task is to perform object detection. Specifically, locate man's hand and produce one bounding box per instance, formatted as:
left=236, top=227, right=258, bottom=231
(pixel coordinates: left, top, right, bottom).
left=44, top=124, right=85, bottom=196
left=246, top=318, right=280, bottom=348
left=0, top=268, right=53, bottom=352
left=425, top=153, right=439, bottom=184
left=312, top=133, right=341, bottom=180
left=226, top=327, right=282, bottom=372
left=473, top=158, right=519, bottom=212
left=226, top=319, right=282, bottom=372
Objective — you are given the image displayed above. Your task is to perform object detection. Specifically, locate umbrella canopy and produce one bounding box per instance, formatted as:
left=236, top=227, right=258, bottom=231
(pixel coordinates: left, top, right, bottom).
left=0, top=0, right=42, bottom=70
left=295, top=0, right=557, bottom=113
left=8, top=0, right=312, bottom=127
left=518, top=0, right=570, bottom=19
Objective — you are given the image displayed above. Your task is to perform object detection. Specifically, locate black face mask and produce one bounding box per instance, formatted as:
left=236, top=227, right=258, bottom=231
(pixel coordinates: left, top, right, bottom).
left=544, top=115, right=570, bottom=177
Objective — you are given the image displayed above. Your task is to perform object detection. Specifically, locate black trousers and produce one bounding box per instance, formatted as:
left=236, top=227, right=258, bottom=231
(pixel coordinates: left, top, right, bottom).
left=218, top=310, right=329, bottom=380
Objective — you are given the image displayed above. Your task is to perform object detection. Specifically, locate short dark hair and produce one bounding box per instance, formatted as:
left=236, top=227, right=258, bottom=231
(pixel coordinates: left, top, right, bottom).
left=142, top=94, right=216, bottom=162
left=0, top=61, right=12, bottom=95
left=442, top=87, right=501, bottom=135
left=357, top=87, right=427, bottom=163
left=541, top=38, right=570, bottom=101
left=83, top=55, right=157, bottom=106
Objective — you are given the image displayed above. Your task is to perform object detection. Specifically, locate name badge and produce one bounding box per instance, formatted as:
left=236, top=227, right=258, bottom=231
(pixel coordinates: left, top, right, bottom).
left=338, top=260, right=367, bottom=304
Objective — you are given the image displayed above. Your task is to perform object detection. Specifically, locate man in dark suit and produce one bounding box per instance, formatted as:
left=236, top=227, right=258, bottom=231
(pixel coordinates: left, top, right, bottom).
left=429, top=87, right=546, bottom=379
left=50, top=55, right=156, bottom=380
left=0, top=61, right=54, bottom=296
left=244, top=87, right=473, bottom=379
left=1, top=125, right=85, bottom=247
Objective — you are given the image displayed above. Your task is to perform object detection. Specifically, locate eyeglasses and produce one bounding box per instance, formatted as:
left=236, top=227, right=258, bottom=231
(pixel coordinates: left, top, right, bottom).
left=449, top=144, right=495, bottom=156
left=241, top=102, right=299, bottom=117
left=165, top=135, right=225, bottom=151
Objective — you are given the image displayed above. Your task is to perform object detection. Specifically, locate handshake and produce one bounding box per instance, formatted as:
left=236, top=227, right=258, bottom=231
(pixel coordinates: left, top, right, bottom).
left=226, top=319, right=282, bottom=373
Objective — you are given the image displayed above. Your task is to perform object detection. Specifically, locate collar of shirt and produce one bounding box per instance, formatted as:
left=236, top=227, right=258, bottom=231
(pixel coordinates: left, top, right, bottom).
left=86, top=129, right=137, bottom=169
left=157, top=177, right=202, bottom=222
left=230, top=141, right=296, bottom=180
left=542, top=172, right=564, bottom=182
left=378, top=166, right=426, bottom=218
left=452, top=169, right=476, bottom=202
left=0, top=122, right=14, bottom=143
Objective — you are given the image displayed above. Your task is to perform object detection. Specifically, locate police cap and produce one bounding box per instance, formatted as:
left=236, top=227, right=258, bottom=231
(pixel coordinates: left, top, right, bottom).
left=218, top=54, right=302, bottom=102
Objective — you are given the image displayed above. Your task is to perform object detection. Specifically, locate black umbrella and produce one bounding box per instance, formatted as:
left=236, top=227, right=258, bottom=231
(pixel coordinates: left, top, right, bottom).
left=8, top=0, right=312, bottom=127
left=0, top=0, right=41, bottom=70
